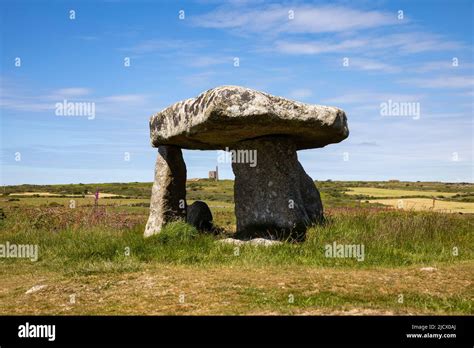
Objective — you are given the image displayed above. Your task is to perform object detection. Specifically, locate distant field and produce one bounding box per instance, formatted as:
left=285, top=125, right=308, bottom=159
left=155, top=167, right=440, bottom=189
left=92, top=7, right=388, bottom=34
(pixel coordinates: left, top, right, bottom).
left=9, top=192, right=121, bottom=198
left=342, top=187, right=474, bottom=213
left=0, top=196, right=149, bottom=208
left=345, top=187, right=460, bottom=198
left=368, top=198, right=474, bottom=214
left=1, top=180, right=473, bottom=315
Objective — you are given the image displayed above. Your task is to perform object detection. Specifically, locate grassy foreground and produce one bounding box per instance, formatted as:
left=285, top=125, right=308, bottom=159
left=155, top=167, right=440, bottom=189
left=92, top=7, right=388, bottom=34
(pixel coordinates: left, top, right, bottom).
left=0, top=180, right=473, bottom=315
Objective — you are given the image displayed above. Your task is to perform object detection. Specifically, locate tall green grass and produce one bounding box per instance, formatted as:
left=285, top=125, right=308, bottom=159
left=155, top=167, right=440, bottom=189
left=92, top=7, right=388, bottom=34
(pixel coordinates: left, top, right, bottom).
left=0, top=206, right=472, bottom=275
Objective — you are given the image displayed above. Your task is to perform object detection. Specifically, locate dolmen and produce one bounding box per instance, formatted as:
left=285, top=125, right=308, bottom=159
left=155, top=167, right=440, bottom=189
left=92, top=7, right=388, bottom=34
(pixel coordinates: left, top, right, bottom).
left=144, top=86, right=349, bottom=241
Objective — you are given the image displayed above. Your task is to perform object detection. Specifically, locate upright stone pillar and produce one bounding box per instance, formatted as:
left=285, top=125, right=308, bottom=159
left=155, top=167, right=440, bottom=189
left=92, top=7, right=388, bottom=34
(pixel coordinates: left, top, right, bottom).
left=144, top=145, right=187, bottom=237
left=232, top=136, right=323, bottom=241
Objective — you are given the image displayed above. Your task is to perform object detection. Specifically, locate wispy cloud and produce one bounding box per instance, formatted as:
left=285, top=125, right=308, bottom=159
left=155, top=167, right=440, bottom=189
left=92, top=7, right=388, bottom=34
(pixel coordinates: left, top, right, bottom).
left=288, top=88, right=312, bottom=99
left=188, top=55, right=230, bottom=68
left=399, top=76, right=474, bottom=89
left=275, top=32, right=462, bottom=56
left=123, top=39, right=180, bottom=55
left=193, top=5, right=399, bottom=34
left=323, top=91, right=425, bottom=105
left=275, top=39, right=366, bottom=55
left=122, top=39, right=203, bottom=56
left=344, top=58, right=400, bottom=72
left=0, top=83, right=149, bottom=115
left=179, top=71, right=216, bottom=88
left=192, top=3, right=463, bottom=61
left=414, top=60, right=472, bottom=73
left=102, top=94, right=147, bottom=103
left=49, top=88, right=92, bottom=99
left=380, top=32, right=462, bottom=54
left=76, top=35, right=99, bottom=41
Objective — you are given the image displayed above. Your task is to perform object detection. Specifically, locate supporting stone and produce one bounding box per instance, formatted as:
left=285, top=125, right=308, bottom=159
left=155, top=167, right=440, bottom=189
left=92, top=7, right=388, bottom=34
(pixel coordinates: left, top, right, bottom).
left=186, top=200, right=213, bottom=232
left=232, top=136, right=323, bottom=241
left=144, top=145, right=187, bottom=237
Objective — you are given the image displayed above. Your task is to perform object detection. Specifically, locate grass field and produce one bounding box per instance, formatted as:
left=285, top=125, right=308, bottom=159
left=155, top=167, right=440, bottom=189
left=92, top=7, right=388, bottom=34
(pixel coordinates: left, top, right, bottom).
left=2, top=196, right=150, bottom=208
left=0, top=180, right=473, bottom=315
left=344, top=187, right=461, bottom=198
left=368, top=198, right=474, bottom=214
left=343, top=187, right=474, bottom=213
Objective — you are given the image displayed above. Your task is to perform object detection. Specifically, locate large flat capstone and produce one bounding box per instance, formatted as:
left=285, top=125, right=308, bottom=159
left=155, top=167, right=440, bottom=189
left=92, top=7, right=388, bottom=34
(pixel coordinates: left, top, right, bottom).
left=150, top=86, right=349, bottom=150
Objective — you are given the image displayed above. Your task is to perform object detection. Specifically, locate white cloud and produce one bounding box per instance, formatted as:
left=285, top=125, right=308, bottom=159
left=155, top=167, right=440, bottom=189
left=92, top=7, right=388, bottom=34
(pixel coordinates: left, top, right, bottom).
left=275, top=39, right=367, bottom=55
left=414, top=60, right=472, bottom=73
left=102, top=94, right=147, bottom=103
left=188, top=56, right=229, bottom=67
left=288, top=88, right=312, bottom=99
left=124, top=39, right=178, bottom=54
left=275, top=32, right=462, bottom=56
left=180, top=71, right=215, bottom=87
left=0, top=99, right=54, bottom=112
left=51, top=88, right=92, bottom=98
left=399, top=76, right=474, bottom=89
left=0, top=83, right=149, bottom=114
left=345, top=58, right=400, bottom=72
left=76, top=35, right=99, bottom=41
left=323, top=91, right=424, bottom=105
left=375, top=32, right=462, bottom=54
left=193, top=5, right=398, bottom=34
left=285, top=6, right=399, bottom=34
left=55, top=88, right=91, bottom=96
left=122, top=39, right=203, bottom=56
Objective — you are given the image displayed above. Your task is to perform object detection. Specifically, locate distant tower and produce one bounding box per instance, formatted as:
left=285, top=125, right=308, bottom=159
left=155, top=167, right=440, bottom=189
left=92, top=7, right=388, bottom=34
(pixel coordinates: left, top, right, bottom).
left=208, top=166, right=218, bottom=181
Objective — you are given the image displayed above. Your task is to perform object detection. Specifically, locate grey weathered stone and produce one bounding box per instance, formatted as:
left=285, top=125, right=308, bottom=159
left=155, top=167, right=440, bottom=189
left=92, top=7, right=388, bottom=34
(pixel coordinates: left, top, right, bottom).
left=144, top=145, right=187, bottom=237
left=25, top=284, right=47, bottom=295
left=146, top=86, right=348, bottom=240
left=150, top=85, right=348, bottom=150
left=216, top=238, right=245, bottom=246
left=216, top=238, right=283, bottom=246
left=186, top=200, right=213, bottom=232
left=419, top=267, right=437, bottom=272
left=232, top=136, right=322, bottom=241
left=298, top=161, right=324, bottom=224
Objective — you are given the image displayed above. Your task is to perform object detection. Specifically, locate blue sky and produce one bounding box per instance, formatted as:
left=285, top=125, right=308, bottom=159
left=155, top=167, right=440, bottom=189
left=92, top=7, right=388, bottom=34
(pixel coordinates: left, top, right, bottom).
left=1, top=0, right=473, bottom=185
